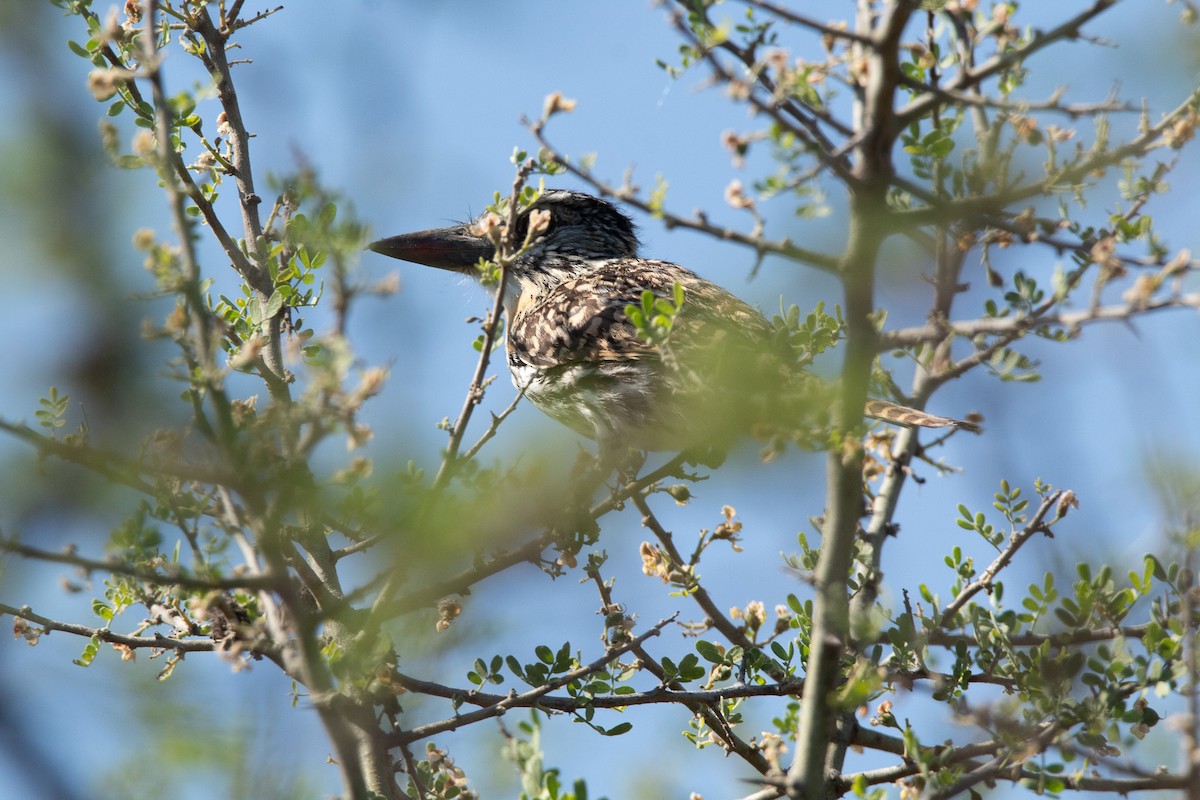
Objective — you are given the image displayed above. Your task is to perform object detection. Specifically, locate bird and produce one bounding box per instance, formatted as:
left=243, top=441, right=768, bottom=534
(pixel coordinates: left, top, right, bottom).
left=368, top=190, right=978, bottom=461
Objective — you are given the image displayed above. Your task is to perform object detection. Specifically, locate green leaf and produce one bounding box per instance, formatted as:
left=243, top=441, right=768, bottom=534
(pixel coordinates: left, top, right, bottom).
left=1148, top=555, right=1169, bottom=581
left=506, top=655, right=524, bottom=678
left=246, top=297, right=265, bottom=325
left=264, top=290, right=285, bottom=320
left=73, top=636, right=101, bottom=668
left=92, top=600, right=114, bottom=622
left=602, top=721, right=633, bottom=736
left=695, top=640, right=724, bottom=664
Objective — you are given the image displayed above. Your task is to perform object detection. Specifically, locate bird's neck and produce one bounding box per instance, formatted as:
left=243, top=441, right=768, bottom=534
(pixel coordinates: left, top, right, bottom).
left=498, top=257, right=598, bottom=317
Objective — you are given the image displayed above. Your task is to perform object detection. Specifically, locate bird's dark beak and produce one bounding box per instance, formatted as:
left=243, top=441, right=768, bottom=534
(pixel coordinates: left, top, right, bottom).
left=367, top=224, right=495, bottom=273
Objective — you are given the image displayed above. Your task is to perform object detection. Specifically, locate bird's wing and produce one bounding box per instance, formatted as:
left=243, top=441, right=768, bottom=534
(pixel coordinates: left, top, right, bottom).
left=509, top=259, right=773, bottom=369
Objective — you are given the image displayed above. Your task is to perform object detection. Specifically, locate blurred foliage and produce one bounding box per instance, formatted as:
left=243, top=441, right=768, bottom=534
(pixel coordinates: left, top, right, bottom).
left=1, top=2, right=1200, bottom=800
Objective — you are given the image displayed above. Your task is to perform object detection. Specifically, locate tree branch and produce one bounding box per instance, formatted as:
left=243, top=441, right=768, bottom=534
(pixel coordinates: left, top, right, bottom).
left=394, top=672, right=800, bottom=712
left=937, top=490, right=1065, bottom=626
left=1, top=601, right=224, bottom=654
left=788, top=3, right=916, bottom=796
left=896, top=0, right=1123, bottom=127
left=386, top=614, right=678, bottom=747
left=883, top=292, right=1200, bottom=348
left=0, top=536, right=276, bottom=592
left=431, top=162, right=534, bottom=488
left=528, top=124, right=841, bottom=273
left=383, top=453, right=692, bottom=617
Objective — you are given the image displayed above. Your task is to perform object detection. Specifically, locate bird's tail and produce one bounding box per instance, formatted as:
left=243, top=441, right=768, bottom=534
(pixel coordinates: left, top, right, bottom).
left=864, top=400, right=982, bottom=434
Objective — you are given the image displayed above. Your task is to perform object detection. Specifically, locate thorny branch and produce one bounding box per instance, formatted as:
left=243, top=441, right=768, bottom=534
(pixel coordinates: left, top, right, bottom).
left=784, top=1, right=916, bottom=795
left=2, top=601, right=230, bottom=655
left=669, top=3, right=857, bottom=178
left=884, top=292, right=1200, bottom=348
left=431, top=161, right=537, bottom=489
left=528, top=123, right=841, bottom=273
left=632, top=493, right=791, bottom=682
left=0, top=536, right=275, bottom=593
left=13, top=1, right=1200, bottom=798
left=386, top=614, right=678, bottom=747
left=897, top=0, right=1124, bottom=125
left=385, top=453, right=692, bottom=616
left=393, top=671, right=800, bottom=712
left=584, top=554, right=775, bottom=774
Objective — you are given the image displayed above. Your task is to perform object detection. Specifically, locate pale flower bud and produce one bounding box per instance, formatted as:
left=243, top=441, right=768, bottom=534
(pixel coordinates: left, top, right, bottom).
left=87, top=68, right=132, bottom=101
left=542, top=91, right=577, bottom=118
left=131, top=229, right=155, bottom=250
left=472, top=212, right=505, bottom=243
left=527, top=208, right=551, bottom=238
left=358, top=367, right=389, bottom=399
left=194, top=150, right=217, bottom=171
left=744, top=600, right=765, bottom=631
left=1162, top=248, right=1191, bottom=277
left=132, top=130, right=155, bottom=156
left=1056, top=490, right=1079, bottom=518
left=724, top=179, right=756, bottom=210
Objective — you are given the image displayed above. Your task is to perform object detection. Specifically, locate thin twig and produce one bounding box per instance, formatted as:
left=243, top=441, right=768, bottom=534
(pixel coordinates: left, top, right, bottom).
left=898, top=76, right=1134, bottom=118
left=431, top=161, right=536, bottom=488
left=897, top=0, right=1124, bottom=126
left=458, top=381, right=529, bottom=465
left=891, top=88, right=1200, bottom=230
left=383, top=453, right=692, bottom=617
left=883, top=293, right=1200, bottom=349
left=583, top=560, right=774, bottom=773
left=0, top=601, right=226, bottom=654
left=394, top=665, right=799, bottom=712
left=927, top=722, right=1063, bottom=800
left=937, top=491, right=1064, bottom=625
left=528, top=125, right=840, bottom=273
left=630, top=492, right=791, bottom=683
left=386, top=613, right=678, bottom=747
left=738, top=0, right=875, bottom=45
left=0, top=536, right=275, bottom=592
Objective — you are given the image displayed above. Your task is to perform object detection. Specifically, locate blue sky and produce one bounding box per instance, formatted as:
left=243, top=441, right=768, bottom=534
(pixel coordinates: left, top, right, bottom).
left=1, top=2, right=1199, bottom=798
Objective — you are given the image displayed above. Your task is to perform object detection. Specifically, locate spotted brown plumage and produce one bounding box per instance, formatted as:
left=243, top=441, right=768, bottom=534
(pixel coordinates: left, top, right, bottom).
left=504, top=256, right=784, bottom=451
left=369, top=190, right=979, bottom=455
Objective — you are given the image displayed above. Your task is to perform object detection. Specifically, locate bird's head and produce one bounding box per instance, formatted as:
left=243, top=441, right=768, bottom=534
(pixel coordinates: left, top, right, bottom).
left=367, top=190, right=639, bottom=288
